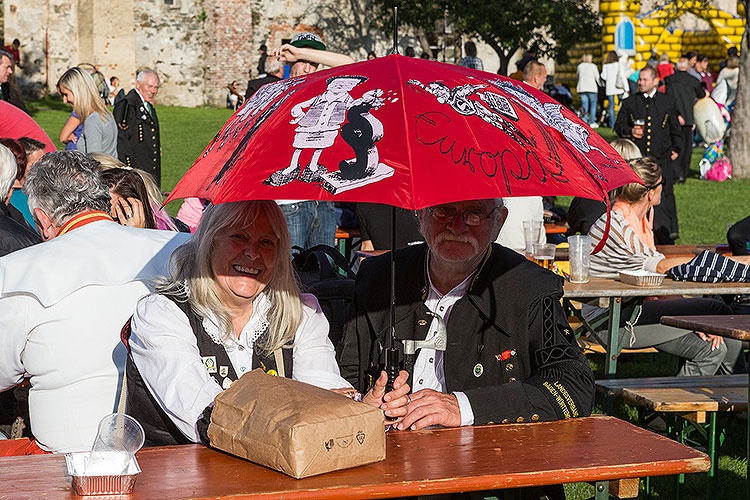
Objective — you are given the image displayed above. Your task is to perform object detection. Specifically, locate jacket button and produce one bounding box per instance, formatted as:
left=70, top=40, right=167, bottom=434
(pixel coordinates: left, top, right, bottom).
left=508, top=377, right=517, bottom=382
left=501, top=418, right=509, bottom=424
left=516, top=416, right=524, bottom=423
left=531, top=414, right=540, bottom=421
left=487, top=421, right=495, bottom=425
left=417, top=319, right=427, bottom=326
left=505, top=363, right=514, bottom=371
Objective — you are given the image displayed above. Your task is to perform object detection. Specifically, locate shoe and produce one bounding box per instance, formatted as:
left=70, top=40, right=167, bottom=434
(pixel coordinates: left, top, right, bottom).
left=299, top=164, right=327, bottom=183
left=591, top=123, right=599, bottom=129
left=264, top=164, right=301, bottom=186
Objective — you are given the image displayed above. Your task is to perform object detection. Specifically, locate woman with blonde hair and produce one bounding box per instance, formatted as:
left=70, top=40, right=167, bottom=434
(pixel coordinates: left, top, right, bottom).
left=586, top=158, right=749, bottom=376
left=601, top=50, right=627, bottom=129
left=126, top=200, right=409, bottom=445
left=56, top=67, right=117, bottom=156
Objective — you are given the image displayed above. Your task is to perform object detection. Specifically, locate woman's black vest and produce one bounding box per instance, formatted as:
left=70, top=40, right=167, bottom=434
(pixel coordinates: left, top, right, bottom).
left=124, top=294, right=293, bottom=446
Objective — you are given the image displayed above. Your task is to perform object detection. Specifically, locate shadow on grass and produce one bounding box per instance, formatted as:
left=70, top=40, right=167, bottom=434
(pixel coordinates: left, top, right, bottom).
left=27, top=96, right=70, bottom=114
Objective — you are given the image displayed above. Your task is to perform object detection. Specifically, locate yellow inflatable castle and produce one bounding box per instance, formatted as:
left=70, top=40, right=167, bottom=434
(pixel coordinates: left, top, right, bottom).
left=557, top=0, right=745, bottom=88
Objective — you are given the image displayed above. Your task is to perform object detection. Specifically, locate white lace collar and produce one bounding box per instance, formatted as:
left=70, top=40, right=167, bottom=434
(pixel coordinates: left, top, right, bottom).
left=201, top=293, right=270, bottom=351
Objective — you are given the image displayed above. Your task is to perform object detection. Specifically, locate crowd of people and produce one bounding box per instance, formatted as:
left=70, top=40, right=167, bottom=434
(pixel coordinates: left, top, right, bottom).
left=0, top=33, right=746, bottom=500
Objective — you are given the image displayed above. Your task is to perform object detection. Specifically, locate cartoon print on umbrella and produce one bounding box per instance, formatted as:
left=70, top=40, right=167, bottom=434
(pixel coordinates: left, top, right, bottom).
left=264, top=75, right=396, bottom=194
left=406, top=80, right=532, bottom=149
left=206, top=78, right=306, bottom=189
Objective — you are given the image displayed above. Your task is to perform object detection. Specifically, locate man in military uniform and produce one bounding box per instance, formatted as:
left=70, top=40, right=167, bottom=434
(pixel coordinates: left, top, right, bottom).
left=113, top=69, right=161, bottom=186
left=615, top=65, right=682, bottom=244
left=338, top=199, right=594, bottom=499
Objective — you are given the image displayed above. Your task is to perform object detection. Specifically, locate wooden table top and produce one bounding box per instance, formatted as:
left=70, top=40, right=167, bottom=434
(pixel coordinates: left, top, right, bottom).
left=661, top=315, right=750, bottom=341
left=335, top=227, right=361, bottom=239
left=597, top=375, right=748, bottom=413
left=0, top=416, right=709, bottom=500
left=564, top=277, right=750, bottom=299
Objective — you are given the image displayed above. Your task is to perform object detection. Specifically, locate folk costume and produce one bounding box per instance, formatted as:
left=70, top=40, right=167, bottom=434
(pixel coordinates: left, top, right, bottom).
left=0, top=214, right=188, bottom=453
left=614, top=91, right=682, bottom=244
left=114, top=89, right=161, bottom=186
left=126, top=292, right=351, bottom=445
left=337, top=243, right=595, bottom=426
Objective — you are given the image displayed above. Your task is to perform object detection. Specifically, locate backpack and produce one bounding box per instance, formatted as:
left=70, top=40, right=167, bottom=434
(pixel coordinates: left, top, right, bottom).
left=292, top=245, right=355, bottom=347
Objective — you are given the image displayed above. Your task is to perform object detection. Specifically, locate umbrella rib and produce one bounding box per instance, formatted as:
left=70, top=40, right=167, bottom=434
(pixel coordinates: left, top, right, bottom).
left=395, top=57, right=418, bottom=211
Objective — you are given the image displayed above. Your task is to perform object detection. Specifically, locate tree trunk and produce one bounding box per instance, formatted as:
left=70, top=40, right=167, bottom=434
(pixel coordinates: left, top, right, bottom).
left=479, top=34, right=514, bottom=76
left=727, top=2, right=750, bottom=178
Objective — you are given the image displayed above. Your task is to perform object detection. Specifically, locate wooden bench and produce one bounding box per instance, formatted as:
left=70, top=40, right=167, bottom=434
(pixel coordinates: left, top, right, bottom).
left=596, top=375, right=748, bottom=500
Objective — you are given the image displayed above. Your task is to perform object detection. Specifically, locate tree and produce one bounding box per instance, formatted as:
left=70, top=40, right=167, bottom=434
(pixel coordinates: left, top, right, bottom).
left=371, top=0, right=601, bottom=75
left=727, top=0, right=749, bottom=179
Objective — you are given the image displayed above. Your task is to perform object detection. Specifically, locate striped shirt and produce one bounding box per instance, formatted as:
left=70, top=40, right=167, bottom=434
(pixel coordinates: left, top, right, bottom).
left=588, top=210, right=665, bottom=277
left=668, top=250, right=750, bottom=282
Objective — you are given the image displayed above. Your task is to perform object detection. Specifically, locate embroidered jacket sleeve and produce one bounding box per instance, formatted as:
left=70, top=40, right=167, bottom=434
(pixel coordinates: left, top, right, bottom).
left=461, top=293, right=595, bottom=424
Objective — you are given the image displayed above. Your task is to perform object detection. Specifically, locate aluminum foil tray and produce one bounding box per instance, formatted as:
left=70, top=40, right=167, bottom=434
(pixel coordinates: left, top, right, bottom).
left=65, top=452, right=140, bottom=496
left=618, top=270, right=666, bottom=287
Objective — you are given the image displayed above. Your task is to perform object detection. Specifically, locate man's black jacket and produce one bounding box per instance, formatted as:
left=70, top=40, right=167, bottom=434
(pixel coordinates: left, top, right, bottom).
left=665, top=71, right=705, bottom=126
left=337, top=243, right=595, bottom=425
left=614, top=91, right=682, bottom=161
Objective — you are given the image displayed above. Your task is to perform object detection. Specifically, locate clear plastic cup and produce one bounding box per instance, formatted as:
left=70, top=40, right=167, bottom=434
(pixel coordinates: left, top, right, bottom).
left=523, top=220, right=544, bottom=258
left=568, top=235, right=591, bottom=283
left=532, top=243, right=556, bottom=270
left=85, top=413, right=145, bottom=476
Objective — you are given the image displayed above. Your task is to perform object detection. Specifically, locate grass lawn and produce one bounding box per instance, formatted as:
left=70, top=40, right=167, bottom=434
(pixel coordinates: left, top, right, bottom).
left=23, top=104, right=750, bottom=497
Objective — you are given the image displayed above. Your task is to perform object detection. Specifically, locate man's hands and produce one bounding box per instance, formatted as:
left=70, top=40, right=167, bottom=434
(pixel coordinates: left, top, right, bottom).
left=697, top=332, right=724, bottom=351
left=670, top=151, right=679, bottom=161
left=362, top=370, right=410, bottom=422
left=396, top=388, right=462, bottom=431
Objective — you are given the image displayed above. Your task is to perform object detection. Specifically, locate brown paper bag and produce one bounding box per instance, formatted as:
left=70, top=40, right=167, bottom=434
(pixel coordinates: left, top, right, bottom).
left=208, top=369, right=385, bottom=478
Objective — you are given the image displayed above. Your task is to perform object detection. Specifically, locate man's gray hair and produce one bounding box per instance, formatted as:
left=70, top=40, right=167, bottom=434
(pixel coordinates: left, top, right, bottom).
left=675, top=57, right=689, bottom=70
left=136, top=69, right=160, bottom=84
left=265, top=57, right=283, bottom=76
left=0, top=50, right=13, bottom=65
left=23, top=151, right=111, bottom=226
left=0, top=144, right=18, bottom=204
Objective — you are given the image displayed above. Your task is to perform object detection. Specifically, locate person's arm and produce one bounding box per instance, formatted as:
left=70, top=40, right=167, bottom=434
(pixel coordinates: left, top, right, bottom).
left=0, top=296, right=31, bottom=391
left=113, top=100, right=134, bottom=165
left=613, top=98, right=632, bottom=138
left=129, top=294, right=223, bottom=443
left=59, top=114, right=81, bottom=144
left=80, top=113, right=109, bottom=154
left=273, top=44, right=354, bottom=69
left=666, top=98, right=682, bottom=159
left=399, top=293, right=596, bottom=430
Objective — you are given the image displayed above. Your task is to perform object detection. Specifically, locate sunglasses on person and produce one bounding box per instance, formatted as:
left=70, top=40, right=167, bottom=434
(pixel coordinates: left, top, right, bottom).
left=648, top=178, right=666, bottom=190
left=428, top=205, right=500, bottom=226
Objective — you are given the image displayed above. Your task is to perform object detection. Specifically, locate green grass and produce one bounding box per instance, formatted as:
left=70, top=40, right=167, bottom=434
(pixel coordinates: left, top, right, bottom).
left=28, top=96, right=234, bottom=214
left=23, top=106, right=750, bottom=498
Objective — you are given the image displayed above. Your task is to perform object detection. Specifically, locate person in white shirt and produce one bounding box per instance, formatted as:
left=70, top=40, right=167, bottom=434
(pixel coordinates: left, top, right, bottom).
left=576, top=53, right=600, bottom=127
left=126, top=200, right=409, bottom=445
left=0, top=151, right=188, bottom=454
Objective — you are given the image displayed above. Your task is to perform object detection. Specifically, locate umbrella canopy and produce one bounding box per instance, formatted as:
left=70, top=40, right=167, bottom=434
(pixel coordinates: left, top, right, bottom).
left=167, top=55, right=641, bottom=209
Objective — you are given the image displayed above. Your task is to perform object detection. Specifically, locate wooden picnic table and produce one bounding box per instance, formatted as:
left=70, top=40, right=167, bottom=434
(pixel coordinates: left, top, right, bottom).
left=660, top=315, right=750, bottom=500
left=597, top=374, right=747, bottom=500
left=0, top=416, right=708, bottom=500
left=556, top=244, right=731, bottom=262
left=563, top=278, right=750, bottom=378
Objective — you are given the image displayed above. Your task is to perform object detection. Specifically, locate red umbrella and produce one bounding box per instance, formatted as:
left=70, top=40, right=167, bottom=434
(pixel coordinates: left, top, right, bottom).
left=167, top=55, right=640, bottom=216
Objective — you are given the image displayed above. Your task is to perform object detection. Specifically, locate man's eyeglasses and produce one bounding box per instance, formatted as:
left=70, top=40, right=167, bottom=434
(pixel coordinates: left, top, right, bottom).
left=428, top=205, right=500, bottom=226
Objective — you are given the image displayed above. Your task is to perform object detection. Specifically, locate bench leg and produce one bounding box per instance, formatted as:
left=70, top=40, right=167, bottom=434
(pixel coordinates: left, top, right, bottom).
left=594, top=480, right=609, bottom=500
left=706, top=411, right=717, bottom=500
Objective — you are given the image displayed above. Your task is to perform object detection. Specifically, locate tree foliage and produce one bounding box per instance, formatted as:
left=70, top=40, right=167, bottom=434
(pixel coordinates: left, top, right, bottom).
left=371, top=0, right=601, bottom=74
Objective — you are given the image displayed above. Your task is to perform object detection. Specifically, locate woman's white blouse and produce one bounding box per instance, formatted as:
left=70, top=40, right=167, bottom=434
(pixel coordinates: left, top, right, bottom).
left=129, top=292, right=352, bottom=442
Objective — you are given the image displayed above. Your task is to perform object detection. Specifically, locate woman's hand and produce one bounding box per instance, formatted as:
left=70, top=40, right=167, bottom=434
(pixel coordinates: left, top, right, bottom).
left=113, top=197, right=146, bottom=228
left=697, top=331, right=724, bottom=351
left=362, top=370, right=410, bottom=423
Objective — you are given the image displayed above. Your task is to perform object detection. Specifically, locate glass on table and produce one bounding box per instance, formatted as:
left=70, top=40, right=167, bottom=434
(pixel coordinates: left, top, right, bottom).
left=523, top=220, right=544, bottom=258
left=532, top=243, right=556, bottom=270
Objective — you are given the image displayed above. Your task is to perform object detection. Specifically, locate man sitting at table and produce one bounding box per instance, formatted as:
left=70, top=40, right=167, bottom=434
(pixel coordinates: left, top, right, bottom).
left=338, top=198, right=595, bottom=426
left=0, top=151, right=188, bottom=455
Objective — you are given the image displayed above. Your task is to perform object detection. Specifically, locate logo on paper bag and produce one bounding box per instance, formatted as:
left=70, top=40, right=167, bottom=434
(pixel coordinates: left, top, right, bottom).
left=356, top=431, right=365, bottom=444
left=335, top=435, right=353, bottom=448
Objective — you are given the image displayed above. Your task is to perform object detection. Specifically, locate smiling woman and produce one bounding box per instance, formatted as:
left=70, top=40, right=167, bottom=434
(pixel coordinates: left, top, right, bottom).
left=125, top=200, right=410, bottom=446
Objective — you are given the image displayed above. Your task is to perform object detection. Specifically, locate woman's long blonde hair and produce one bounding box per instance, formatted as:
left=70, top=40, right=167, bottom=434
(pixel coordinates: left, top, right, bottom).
left=57, top=67, right=113, bottom=123
left=157, top=200, right=302, bottom=356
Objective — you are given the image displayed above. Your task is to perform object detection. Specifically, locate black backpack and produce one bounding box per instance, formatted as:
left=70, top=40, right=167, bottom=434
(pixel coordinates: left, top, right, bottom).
left=292, top=245, right=355, bottom=347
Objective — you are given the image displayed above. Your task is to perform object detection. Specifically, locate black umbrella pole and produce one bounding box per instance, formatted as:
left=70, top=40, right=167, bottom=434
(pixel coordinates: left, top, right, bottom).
left=384, top=205, right=399, bottom=399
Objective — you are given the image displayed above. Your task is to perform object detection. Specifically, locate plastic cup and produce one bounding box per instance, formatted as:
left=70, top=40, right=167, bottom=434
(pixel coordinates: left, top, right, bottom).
left=568, top=235, right=591, bottom=283
left=85, top=413, right=145, bottom=476
left=523, top=220, right=544, bottom=258
left=532, top=243, right=556, bottom=270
